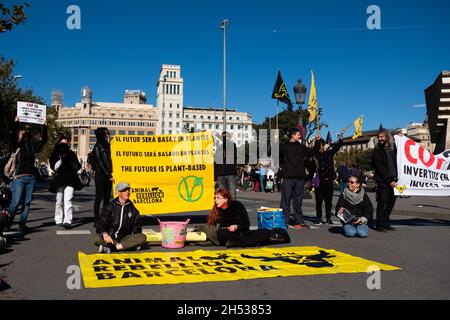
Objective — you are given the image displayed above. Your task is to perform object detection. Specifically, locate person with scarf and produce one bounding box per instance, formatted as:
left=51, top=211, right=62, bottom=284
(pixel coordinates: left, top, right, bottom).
left=93, top=127, right=114, bottom=226
left=372, top=128, right=398, bottom=232
left=49, top=136, right=83, bottom=229
left=335, top=175, right=373, bottom=238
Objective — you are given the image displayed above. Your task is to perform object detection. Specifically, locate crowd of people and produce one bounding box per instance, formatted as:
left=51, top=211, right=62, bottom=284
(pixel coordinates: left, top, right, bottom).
left=1, top=119, right=401, bottom=253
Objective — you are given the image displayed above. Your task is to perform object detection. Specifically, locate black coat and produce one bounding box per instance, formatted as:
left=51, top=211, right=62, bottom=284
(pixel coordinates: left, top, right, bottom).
left=49, top=144, right=82, bottom=193
left=335, top=190, right=373, bottom=220
left=279, top=142, right=318, bottom=179
left=93, top=128, right=113, bottom=178
left=372, top=144, right=398, bottom=186
left=12, top=123, right=48, bottom=176
left=217, top=200, right=250, bottom=232
left=314, top=139, right=343, bottom=184
left=96, top=198, right=142, bottom=240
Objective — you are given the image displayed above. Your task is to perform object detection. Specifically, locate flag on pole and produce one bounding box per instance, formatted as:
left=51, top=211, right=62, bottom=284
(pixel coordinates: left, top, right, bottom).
left=352, top=116, right=364, bottom=140
left=326, top=131, right=332, bottom=145
left=272, top=71, right=292, bottom=108
left=307, top=70, right=318, bottom=122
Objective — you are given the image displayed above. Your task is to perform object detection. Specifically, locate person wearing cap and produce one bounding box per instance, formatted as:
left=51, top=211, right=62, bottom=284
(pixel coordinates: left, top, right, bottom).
left=313, top=128, right=346, bottom=226
left=279, top=126, right=320, bottom=229
left=94, top=181, right=147, bottom=253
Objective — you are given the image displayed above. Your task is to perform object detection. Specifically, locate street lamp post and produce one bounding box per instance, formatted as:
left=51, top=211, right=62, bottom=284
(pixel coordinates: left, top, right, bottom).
left=161, top=75, right=167, bottom=134
left=220, top=19, right=230, bottom=134
left=293, top=79, right=307, bottom=127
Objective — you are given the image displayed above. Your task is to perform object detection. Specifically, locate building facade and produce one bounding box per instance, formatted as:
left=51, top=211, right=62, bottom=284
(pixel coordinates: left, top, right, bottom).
left=56, top=87, right=158, bottom=164
left=426, top=71, right=450, bottom=154
left=56, top=64, right=255, bottom=165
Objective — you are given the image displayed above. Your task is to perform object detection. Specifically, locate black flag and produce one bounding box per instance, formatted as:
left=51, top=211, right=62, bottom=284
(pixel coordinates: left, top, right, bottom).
left=272, top=71, right=292, bottom=108
left=326, top=131, right=332, bottom=145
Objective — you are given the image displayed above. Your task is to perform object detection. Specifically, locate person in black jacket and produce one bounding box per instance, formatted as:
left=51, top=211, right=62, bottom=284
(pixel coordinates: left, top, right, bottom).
left=93, top=127, right=114, bottom=226
left=335, top=175, right=373, bottom=238
left=207, top=189, right=271, bottom=248
left=313, top=128, right=346, bottom=226
left=6, top=116, right=48, bottom=232
left=95, top=181, right=147, bottom=253
left=279, top=127, right=319, bottom=229
left=372, top=129, right=398, bottom=232
left=49, top=136, right=82, bottom=229
left=214, top=132, right=238, bottom=199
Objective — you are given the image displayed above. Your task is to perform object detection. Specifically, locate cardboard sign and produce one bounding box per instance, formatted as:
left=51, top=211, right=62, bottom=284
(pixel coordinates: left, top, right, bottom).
left=17, top=101, right=47, bottom=125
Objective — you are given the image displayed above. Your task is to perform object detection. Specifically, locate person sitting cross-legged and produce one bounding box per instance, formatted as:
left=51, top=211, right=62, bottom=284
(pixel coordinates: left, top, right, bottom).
left=94, top=181, right=147, bottom=253
left=335, top=175, right=373, bottom=238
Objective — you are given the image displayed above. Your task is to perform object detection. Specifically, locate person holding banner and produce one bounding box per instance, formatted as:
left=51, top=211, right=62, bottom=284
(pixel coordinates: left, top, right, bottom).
left=279, top=127, right=320, bottom=229
left=313, top=128, right=346, bottom=226
left=208, top=189, right=271, bottom=248
left=92, top=127, right=114, bottom=226
left=5, top=116, right=47, bottom=232
left=214, top=132, right=238, bottom=200
left=335, top=175, right=373, bottom=238
left=95, top=181, right=147, bottom=253
left=372, top=128, right=398, bottom=232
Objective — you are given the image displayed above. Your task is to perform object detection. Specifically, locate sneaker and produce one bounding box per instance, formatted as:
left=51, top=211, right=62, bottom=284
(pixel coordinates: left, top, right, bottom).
left=56, top=223, right=63, bottom=227
left=385, top=225, right=397, bottom=231
left=314, top=219, right=326, bottom=226
left=63, top=223, right=72, bottom=230
left=0, top=237, right=6, bottom=251
left=289, top=224, right=310, bottom=230
left=98, top=244, right=112, bottom=254
left=326, top=219, right=337, bottom=225
left=18, top=224, right=30, bottom=232
left=374, top=226, right=388, bottom=233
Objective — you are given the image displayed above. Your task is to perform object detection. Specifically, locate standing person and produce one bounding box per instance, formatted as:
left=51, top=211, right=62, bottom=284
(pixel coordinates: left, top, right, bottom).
left=337, top=164, right=350, bottom=194
left=94, top=182, right=147, bottom=253
left=92, top=127, right=114, bottom=226
left=372, top=128, right=398, bottom=232
left=208, top=189, right=271, bottom=248
left=335, top=175, right=373, bottom=238
left=314, top=128, right=346, bottom=226
left=49, top=136, right=83, bottom=229
left=214, top=132, right=238, bottom=199
left=258, top=164, right=267, bottom=192
left=279, top=127, right=319, bottom=229
left=6, top=116, right=48, bottom=232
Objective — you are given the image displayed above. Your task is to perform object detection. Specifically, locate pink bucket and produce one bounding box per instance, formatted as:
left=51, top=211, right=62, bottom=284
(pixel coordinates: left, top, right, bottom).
left=158, top=219, right=190, bottom=249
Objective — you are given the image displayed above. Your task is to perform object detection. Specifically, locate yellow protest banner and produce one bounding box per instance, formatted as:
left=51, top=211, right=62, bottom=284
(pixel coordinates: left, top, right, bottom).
left=78, top=246, right=400, bottom=288
left=110, top=132, right=214, bottom=215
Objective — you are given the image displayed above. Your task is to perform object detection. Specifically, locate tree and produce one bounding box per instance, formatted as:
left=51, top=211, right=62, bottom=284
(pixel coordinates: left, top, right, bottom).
left=257, top=107, right=327, bottom=144
left=0, top=2, right=29, bottom=32
left=0, top=55, right=69, bottom=162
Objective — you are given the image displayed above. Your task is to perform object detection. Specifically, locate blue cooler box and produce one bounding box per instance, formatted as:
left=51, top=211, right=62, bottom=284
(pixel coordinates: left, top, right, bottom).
left=257, top=207, right=287, bottom=231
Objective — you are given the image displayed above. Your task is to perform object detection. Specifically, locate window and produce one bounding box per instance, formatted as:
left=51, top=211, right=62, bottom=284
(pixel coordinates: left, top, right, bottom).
left=169, top=122, right=172, bottom=128
left=176, top=113, right=180, bottom=119
left=177, top=85, right=180, bottom=95
left=216, top=124, right=219, bottom=129
left=111, top=113, right=115, bottom=117
left=231, top=125, right=234, bottom=130
left=208, top=116, right=211, bottom=120
left=193, top=115, right=197, bottom=119
left=229, top=117, right=232, bottom=120
left=109, top=130, right=116, bottom=136
left=138, top=131, right=145, bottom=135
left=90, top=136, right=96, bottom=143
left=90, top=129, right=95, bottom=135
left=128, top=131, right=135, bottom=135
left=169, top=113, right=172, bottom=119
left=170, top=103, right=172, bottom=109
left=177, top=103, right=180, bottom=109
left=74, top=128, right=79, bottom=135
left=139, top=115, right=143, bottom=118
left=169, top=130, right=172, bottom=134
left=119, top=130, right=126, bottom=135
left=209, top=124, right=212, bottom=129
left=176, top=122, right=180, bottom=128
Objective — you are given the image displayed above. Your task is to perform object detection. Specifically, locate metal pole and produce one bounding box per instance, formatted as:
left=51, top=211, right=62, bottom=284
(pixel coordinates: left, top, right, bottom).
left=223, top=23, right=227, bottom=134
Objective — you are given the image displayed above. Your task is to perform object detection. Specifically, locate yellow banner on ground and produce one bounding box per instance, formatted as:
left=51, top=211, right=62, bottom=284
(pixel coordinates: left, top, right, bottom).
left=78, top=246, right=400, bottom=289
left=110, top=132, right=214, bottom=215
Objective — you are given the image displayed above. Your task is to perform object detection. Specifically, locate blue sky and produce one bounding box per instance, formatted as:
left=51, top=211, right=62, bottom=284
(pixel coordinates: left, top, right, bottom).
left=1, top=0, right=450, bottom=138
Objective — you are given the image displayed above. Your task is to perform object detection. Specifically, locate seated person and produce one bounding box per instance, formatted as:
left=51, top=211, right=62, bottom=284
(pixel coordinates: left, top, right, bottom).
left=335, top=175, right=373, bottom=238
left=207, top=189, right=271, bottom=248
left=94, top=181, right=147, bottom=253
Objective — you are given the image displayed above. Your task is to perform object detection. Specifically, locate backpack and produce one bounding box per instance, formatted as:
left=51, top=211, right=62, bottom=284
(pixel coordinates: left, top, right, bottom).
left=4, top=148, right=20, bottom=179
left=87, top=149, right=97, bottom=171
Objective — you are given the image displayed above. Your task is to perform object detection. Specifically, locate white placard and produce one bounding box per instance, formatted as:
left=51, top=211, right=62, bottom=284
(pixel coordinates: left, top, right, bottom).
left=17, top=101, right=46, bottom=125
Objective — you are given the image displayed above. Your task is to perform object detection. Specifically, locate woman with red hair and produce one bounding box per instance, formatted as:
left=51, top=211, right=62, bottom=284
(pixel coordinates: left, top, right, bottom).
left=208, top=189, right=271, bottom=248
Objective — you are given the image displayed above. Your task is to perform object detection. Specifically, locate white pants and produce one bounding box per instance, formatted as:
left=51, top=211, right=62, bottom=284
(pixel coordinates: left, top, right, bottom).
left=55, top=186, right=74, bottom=224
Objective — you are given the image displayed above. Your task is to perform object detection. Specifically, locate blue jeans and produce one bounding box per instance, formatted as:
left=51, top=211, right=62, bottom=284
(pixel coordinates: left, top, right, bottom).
left=8, top=175, right=36, bottom=225
left=343, top=223, right=369, bottom=238
left=339, top=181, right=347, bottom=194
left=259, top=175, right=266, bottom=192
